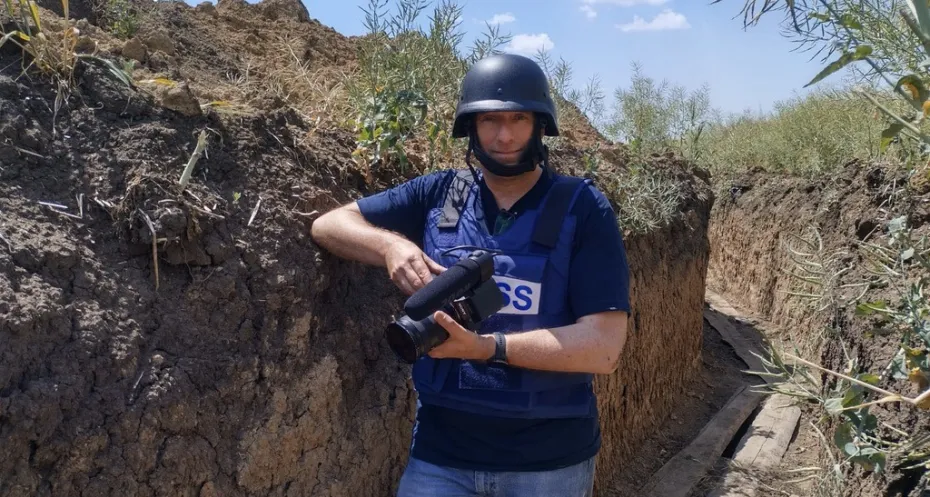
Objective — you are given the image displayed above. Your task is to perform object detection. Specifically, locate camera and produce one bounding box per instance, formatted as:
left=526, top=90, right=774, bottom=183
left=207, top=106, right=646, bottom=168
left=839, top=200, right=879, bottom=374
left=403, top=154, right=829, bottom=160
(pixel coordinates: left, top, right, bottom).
left=384, top=249, right=504, bottom=364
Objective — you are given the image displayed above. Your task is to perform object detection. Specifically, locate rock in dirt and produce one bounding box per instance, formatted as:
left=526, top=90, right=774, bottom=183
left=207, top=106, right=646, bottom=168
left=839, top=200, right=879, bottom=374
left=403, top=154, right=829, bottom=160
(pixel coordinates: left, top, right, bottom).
left=122, top=37, right=147, bottom=63
left=154, top=81, right=202, bottom=116
left=257, top=0, right=311, bottom=23
left=142, top=29, right=176, bottom=56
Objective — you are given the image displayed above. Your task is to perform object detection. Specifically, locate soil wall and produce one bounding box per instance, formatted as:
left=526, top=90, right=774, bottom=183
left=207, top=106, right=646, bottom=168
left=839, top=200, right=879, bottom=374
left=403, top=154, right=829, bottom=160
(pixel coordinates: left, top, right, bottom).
left=593, top=164, right=713, bottom=494
left=706, top=162, right=930, bottom=496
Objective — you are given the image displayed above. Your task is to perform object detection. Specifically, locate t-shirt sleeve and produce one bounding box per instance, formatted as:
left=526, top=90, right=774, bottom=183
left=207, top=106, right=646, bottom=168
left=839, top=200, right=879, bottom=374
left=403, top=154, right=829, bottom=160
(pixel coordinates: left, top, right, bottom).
left=355, top=170, right=454, bottom=244
left=569, top=184, right=632, bottom=318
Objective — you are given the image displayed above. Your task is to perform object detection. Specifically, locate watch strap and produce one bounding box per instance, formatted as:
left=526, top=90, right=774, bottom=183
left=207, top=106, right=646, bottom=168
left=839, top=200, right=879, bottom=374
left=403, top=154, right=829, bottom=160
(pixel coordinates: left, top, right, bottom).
left=491, top=332, right=507, bottom=364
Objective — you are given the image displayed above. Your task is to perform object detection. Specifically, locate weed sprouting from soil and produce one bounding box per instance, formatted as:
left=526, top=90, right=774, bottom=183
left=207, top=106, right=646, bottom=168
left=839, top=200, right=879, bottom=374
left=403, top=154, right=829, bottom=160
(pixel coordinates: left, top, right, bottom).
left=757, top=218, right=930, bottom=490
left=1, top=0, right=134, bottom=133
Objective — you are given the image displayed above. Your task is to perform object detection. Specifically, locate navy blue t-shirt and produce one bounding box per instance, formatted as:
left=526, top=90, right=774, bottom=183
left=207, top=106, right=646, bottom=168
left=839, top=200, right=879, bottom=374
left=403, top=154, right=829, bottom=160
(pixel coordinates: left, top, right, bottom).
left=356, top=166, right=631, bottom=472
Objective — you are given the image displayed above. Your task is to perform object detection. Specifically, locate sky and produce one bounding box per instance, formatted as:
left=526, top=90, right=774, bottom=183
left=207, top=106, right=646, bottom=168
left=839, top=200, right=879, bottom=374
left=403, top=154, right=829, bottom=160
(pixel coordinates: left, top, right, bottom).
left=296, top=0, right=840, bottom=117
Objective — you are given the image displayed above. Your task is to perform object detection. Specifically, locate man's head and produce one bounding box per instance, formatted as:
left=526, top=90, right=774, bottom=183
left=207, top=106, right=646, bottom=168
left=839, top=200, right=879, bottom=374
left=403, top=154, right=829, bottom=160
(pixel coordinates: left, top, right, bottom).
left=452, top=54, right=559, bottom=178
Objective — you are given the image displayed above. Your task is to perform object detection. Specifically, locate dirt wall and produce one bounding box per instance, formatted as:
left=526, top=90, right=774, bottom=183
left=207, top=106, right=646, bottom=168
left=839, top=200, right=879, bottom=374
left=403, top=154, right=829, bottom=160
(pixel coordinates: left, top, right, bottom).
left=594, top=164, right=713, bottom=494
left=707, top=162, right=929, bottom=348
left=706, top=161, right=930, bottom=496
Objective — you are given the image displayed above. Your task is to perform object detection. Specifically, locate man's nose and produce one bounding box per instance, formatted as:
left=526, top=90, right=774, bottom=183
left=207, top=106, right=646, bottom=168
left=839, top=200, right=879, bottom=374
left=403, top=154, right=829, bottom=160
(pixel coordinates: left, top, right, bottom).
left=497, top=125, right=514, bottom=144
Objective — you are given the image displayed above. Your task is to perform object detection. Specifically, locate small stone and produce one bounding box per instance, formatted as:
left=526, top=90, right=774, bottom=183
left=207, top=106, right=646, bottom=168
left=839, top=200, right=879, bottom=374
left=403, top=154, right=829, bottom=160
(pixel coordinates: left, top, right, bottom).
left=143, top=30, right=176, bottom=56
left=74, top=36, right=97, bottom=54
left=122, top=38, right=147, bottom=63
left=200, top=481, right=216, bottom=497
left=156, top=82, right=202, bottom=117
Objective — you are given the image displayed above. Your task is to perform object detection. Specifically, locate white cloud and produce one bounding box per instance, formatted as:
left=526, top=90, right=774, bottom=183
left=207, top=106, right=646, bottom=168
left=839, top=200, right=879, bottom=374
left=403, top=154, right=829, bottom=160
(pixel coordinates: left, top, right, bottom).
left=582, top=0, right=669, bottom=6
left=580, top=5, right=597, bottom=19
left=504, top=33, right=555, bottom=56
left=487, top=12, right=516, bottom=25
left=616, top=9, right=690, bottom=32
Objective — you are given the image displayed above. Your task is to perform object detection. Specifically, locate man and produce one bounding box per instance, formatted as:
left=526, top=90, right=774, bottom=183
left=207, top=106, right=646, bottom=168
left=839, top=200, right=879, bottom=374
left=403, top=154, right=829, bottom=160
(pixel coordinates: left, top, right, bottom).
left=310, top=53, right=630, bottom=496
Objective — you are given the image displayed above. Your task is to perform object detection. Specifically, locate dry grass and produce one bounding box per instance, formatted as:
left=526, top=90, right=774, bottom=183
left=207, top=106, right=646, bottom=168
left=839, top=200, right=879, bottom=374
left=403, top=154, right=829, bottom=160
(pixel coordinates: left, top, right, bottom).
left=251, top=34, right=354, bottom=131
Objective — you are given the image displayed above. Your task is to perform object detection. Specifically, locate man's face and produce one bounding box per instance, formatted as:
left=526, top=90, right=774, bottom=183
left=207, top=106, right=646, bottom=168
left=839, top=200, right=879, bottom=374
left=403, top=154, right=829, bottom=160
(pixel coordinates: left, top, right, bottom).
left=475, top=111, right=535, bottom=165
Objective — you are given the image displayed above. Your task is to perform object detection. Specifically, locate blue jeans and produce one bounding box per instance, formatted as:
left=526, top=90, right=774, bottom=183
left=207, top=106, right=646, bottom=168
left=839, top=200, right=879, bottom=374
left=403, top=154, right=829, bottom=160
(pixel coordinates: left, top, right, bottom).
left=396, top=455, right=596, bottom=497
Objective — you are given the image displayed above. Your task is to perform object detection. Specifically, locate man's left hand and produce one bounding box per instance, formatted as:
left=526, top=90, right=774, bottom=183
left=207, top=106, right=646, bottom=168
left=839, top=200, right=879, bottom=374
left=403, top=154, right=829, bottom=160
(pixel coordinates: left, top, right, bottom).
left=428, top=311, right=495, bottom=361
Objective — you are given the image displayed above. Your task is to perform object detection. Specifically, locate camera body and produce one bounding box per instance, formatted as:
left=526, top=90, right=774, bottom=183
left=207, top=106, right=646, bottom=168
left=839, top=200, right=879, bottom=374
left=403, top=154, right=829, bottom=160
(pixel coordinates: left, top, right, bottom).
left=385, top=250, right=504, bottom=364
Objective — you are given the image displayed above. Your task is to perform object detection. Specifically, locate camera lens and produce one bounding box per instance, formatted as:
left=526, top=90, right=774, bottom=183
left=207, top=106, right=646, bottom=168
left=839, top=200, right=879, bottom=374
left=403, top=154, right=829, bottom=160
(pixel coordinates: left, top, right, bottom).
left=385, top=317, right=421, bottom=364
left=384, top=314, right=450, bottom=364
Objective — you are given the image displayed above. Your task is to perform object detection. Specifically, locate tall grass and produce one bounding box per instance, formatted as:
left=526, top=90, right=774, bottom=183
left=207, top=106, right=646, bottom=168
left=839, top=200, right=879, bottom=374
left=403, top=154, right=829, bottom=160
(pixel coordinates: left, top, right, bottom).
left=700, top=86, right=920, bottom=178
left=1, top=0, right=133, bottom=133
left=594, top=62, right=921, bottom=179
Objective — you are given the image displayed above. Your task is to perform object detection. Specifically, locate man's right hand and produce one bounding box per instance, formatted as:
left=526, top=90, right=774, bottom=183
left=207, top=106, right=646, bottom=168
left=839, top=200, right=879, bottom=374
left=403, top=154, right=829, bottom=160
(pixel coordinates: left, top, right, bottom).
left=384, top=239, right=446, bottom=295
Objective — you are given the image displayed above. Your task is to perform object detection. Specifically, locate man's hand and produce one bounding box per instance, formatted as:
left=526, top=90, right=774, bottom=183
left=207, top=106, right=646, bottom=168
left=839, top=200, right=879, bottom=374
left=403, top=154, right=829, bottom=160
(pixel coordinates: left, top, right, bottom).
left=384, top=239, right=446, bottom=295
left=428, top=311, right=495, bottom=361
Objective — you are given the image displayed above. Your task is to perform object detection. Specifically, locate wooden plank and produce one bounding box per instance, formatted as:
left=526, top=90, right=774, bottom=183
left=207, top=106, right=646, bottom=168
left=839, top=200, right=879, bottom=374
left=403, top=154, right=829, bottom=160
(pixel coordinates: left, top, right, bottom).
left=639, top=386, right=765, bottom=497
left=732, top=393, right=801, bottom=469
left=705, top=288, right=745, bottom=317
left=703, top=309, right=772, bottom=384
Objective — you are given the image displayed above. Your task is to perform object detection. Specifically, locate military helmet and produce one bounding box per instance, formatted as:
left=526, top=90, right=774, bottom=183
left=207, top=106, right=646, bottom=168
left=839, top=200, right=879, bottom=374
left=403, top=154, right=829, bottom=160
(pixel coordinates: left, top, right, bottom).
left=452, top=53, right=559, bottom=138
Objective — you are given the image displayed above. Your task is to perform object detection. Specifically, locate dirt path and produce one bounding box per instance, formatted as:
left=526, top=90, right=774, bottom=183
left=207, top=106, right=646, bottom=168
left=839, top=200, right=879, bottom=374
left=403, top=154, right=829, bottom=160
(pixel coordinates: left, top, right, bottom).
left=604, top=287, right=832, bottom=497
left=683, top=288, right=830, bottom=497
left=601, top=292, right=761, bottom=496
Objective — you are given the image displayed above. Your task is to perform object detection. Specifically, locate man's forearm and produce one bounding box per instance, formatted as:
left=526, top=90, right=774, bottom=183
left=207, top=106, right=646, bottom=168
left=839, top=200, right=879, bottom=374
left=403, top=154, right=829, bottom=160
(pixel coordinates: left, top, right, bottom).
left=310, top=203, right=403, bottom=267
left=500, top=312, right=628, bottom=375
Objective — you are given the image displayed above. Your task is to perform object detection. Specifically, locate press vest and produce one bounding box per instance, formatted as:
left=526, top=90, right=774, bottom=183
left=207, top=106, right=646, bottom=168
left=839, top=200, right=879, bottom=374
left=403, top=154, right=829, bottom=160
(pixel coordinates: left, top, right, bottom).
left=412, top=169, right=597, bottom=419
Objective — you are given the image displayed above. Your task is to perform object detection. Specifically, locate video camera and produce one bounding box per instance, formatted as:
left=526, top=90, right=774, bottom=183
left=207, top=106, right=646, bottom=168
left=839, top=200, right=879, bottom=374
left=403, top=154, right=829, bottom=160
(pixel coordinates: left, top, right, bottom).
left=384, top=249, right=504, bottom=364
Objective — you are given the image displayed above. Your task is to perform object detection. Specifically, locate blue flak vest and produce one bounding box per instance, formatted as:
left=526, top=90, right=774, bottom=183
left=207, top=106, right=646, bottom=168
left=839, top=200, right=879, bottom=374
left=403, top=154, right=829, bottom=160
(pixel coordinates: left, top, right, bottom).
left=413, top=169, right=597, bottom=419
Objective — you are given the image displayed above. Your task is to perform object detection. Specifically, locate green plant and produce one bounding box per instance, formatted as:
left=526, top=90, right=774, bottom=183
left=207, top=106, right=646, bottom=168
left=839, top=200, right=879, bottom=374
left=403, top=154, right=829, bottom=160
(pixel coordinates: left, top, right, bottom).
left=345, top=0, right=510, bottom=174
left=761, top=218, right=930, bottom=479
left=100, top=0, right=139, bottom=39
left=601, top=62, right=713, bottom=159
left=700, top=86, right=919, bottom=178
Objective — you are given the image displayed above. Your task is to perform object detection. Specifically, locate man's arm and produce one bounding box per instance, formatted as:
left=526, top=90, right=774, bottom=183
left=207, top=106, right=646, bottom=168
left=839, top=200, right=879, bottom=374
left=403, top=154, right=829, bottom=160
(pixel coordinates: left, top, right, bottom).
left=429, top=183, right=632, bottom=375
left=430, top=310, right=628, bottom=374
left=310, top=172, right=452, bottom=295
left=497, top=311, right=628, bottom=374
left=310, top=202, right=405, bottom=268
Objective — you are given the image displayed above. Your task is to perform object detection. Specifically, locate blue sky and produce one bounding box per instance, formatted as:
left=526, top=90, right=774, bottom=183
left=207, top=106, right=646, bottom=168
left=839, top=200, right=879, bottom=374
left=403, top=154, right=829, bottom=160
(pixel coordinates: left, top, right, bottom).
left=300, top=0, right=840, bottom=117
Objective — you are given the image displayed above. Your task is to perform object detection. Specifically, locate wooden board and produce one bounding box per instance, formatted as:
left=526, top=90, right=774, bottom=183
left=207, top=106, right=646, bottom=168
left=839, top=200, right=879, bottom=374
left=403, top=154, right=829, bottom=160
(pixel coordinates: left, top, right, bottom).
left=639, top=385, right=765, bottom=497
left=705, top=289, right=745, bottom=316
left=731, top=393, right=801, bottom=469
left=703, top=309, right=772, bottom=384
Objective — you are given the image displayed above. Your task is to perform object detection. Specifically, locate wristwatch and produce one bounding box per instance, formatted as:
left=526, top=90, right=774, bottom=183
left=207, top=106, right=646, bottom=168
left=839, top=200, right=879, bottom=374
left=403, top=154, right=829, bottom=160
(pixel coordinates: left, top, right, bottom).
left=490, top=332, right=508, bottom=364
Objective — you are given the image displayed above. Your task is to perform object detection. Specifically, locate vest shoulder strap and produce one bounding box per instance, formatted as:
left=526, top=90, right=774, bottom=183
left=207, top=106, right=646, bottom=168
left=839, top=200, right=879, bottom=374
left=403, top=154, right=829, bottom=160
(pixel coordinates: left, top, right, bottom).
left=532, top=176, right=590, bottom=248
left=437, top=169, right=475, bottom=229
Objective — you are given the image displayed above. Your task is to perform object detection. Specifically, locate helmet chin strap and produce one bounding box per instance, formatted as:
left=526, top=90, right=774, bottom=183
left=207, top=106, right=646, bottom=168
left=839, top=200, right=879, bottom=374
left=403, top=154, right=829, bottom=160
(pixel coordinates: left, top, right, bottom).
left=466, top=117, right=549, bottom=178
